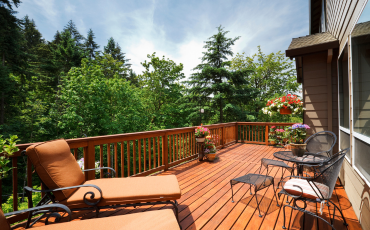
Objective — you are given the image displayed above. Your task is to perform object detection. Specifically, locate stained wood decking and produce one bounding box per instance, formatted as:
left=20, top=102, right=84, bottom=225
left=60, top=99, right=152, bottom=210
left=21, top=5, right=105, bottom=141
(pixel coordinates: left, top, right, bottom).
left=13, top=143, right=362, bottom=230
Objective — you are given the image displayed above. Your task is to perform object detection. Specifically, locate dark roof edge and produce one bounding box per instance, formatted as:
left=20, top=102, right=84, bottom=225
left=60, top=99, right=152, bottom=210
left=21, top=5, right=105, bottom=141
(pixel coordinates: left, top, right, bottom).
left=285, top=40, right=339, bottom=57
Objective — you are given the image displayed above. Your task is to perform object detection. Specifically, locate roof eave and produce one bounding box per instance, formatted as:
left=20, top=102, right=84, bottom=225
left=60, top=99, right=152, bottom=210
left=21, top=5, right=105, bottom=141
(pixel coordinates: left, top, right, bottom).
left=285, top=40, right=339, bottom=57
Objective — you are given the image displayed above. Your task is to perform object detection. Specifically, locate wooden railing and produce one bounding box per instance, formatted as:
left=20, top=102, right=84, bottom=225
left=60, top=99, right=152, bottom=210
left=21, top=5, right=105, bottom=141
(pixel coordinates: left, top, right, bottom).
left=2, top=121, right=295, bottom=223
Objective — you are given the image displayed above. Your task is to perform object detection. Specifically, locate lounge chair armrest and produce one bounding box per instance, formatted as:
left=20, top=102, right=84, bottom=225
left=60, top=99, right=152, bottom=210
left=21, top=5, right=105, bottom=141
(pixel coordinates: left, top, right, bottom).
left=4, top=203, right=72, bottom=223
left=24, top=184, right=103, bottom=206
left=83, top=167, right=116, bottom=177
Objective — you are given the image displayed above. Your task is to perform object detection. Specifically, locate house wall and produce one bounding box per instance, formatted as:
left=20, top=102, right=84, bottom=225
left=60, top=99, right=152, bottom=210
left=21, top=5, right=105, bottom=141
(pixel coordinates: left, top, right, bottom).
left=326, top=0, right=367, bottom=51
left=327, top=1, right=370, bottom=229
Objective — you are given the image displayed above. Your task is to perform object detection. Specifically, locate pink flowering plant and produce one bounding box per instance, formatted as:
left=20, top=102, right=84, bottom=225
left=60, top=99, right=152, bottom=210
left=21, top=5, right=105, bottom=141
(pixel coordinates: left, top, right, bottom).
left=204, top=136, right=216, bottom=154
left=270, top=126, right=276, bottom=132
left=288, top=123, right=310, bottom=144
left=194, top=125, right=210, bottom=138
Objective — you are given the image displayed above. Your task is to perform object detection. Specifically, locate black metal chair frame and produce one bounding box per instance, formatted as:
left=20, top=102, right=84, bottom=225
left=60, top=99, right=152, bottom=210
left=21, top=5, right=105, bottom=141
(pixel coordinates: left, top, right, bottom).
left=278, top=148, right=349, bottom=230
left=230, top=173, right=279, bottom=217
left=21, top=153, right=179, bottom=229
left=260, top=158, right=294, bottom=188
left=304, top=130, right=337, bottom=157
left=4, top=203, right=72, bottom=228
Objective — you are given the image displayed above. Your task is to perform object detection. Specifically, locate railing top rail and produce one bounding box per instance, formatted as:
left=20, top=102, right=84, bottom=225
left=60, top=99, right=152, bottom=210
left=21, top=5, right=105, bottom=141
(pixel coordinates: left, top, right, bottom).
left=11, top=121, right=295, bottom=157
left=11, top=122, right=238, bottom=156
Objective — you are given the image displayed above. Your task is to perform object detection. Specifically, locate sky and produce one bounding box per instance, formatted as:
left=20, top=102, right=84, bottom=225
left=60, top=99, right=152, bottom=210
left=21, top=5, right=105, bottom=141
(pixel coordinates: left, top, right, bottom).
left=15, top=0, right=309, bottom=78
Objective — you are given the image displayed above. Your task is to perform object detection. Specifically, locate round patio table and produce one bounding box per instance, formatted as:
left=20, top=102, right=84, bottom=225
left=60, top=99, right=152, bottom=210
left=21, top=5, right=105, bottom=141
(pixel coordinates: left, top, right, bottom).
left=273, top=151, right=328, bottom=175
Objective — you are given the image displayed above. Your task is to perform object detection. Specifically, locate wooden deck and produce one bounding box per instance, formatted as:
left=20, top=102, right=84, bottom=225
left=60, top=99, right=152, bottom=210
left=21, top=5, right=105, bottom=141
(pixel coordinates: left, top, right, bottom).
left=14, top=143, right=362, bottom=230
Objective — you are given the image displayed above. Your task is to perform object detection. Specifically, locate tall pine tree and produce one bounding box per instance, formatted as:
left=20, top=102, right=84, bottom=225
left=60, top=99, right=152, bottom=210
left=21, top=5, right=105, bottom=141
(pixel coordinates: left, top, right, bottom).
left=63, top=20, right=85, bottom=46
left=187, top=26, right=254, bottom=123
left=84, top=28, right=99, bottom=59
left=104, top=37, right=130, bottom=67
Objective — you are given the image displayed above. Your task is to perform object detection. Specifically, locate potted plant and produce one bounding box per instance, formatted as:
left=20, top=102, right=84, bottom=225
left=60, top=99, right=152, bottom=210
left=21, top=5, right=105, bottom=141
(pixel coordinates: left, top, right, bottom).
left=194, top=125, right=210, bottom=143
left=262, top=94, right=305, bottom=116
left=0, top=135, right=19, bottom=179
left=288, top=123, right=310, bottom=156
left=204, top=136, right=217, bottom=161
left=270, top=126, right=276, bottom=134
left=275, top=129, right=285, bottom=140
left=282, top=127, right=291, bottom=143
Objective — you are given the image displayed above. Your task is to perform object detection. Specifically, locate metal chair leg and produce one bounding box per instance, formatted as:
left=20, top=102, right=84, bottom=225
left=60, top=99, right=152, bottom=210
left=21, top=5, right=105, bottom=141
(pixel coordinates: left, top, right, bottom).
left=328, top=200, right=348, bottom=226
left=254, top=190, right=263, bottom=217
left=282, top=204, right=287, bottom=229
left=230, top=181, right=234, bottom=203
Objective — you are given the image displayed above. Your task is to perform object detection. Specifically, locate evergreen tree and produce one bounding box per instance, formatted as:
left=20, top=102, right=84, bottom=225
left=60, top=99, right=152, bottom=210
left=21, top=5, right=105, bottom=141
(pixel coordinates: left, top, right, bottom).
left=63, top=20, right=85, bottom=46
left=187, top=26, right=254, bottom=123
left=22, top=15, right=43, bottom=51
left=84, top=28, right=99, bottom=59
left=0, top=1, right=23, bottom=125
left=104, top=37, right=130, bottom=67
left=52, top=30, right=62, bottom=45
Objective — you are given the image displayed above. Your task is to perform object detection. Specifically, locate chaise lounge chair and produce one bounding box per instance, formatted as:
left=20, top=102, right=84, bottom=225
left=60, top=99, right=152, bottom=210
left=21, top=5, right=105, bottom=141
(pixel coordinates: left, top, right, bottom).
left=1, top=203, right=181, bottom=230
left=24, top=139, right=181, bottom=228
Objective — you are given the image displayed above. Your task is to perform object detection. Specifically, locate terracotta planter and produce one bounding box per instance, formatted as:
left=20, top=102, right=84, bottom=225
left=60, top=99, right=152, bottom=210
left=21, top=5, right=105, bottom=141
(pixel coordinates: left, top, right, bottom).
left=291, top=143, right=307, bottom=157
left=269, top=141, right=276, bottom=145
left=280, top=108, right=292, bottom=115
left=196, top=137, right=205, bottom=143
left=270, top=131, right=276, bottom=135
left=283, top=138, right=289, bottom=142
left=206, top=153, right=217, bottom=161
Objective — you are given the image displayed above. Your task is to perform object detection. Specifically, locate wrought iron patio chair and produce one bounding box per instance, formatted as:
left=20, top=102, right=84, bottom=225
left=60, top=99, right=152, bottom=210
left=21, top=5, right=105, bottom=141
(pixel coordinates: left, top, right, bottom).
left=278, top=148, right=349, bottom=230
left=305, top=130, right=337, bottom=157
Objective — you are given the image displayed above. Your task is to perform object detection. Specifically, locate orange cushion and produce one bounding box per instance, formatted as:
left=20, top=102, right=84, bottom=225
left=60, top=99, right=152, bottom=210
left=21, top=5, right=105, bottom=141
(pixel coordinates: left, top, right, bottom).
left=26, top=139, right=85, bottom=201
left=284, top=178, right=329, bottom=200
left=60, top=175, right=181, bottom=208
left=0, top=208, right=11, bottom=230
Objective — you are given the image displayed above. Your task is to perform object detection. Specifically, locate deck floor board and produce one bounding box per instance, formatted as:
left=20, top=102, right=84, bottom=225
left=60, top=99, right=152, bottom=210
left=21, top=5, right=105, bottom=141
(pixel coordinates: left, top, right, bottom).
left=12, top=143, right=362, bottom=230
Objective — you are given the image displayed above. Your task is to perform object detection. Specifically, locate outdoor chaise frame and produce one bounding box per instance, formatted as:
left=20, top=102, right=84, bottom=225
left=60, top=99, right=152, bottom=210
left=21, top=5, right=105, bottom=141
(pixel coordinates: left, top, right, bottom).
left=21, top=139, right=180, bottom=229
left=1, top=203, right=181, bottom=230
left=278, top=148, right=349, bottom=230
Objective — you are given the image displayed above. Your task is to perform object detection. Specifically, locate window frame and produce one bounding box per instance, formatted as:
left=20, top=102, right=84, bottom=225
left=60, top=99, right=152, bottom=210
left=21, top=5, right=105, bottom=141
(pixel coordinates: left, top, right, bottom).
left=338, top=39, right=351, bottom=163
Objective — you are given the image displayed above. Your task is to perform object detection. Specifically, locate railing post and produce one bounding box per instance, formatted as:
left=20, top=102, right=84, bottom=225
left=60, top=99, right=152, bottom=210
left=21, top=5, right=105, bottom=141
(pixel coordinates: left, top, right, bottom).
left=265, top=125, right=269, bottom=146
left=222, top=125, right=225, bottom=148
left=85, top=142, right=96, bottom=180
left=12, top=157, right=18, bottom=211
left=163, top=133, right=169, bottom=171
left=235, top=123, right=238, bottom=143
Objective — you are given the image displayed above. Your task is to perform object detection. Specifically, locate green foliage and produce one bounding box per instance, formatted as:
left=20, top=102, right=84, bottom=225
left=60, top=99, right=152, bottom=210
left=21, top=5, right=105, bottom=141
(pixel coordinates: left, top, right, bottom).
left=0, top=135, right=19, bottom=179
left=230, top=46, right=301, bottom=119
left=57, top=56, right=148, bottom=138
left=84, top=28, right=99, bottom=59
left=139, top=53, right=187, bottom=129
left=1, top=186, right=42, bottom=213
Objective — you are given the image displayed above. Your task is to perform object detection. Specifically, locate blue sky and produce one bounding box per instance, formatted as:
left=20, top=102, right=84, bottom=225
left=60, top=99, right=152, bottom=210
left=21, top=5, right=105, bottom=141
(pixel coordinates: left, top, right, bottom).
left=15, top=0, right=309, bottom=78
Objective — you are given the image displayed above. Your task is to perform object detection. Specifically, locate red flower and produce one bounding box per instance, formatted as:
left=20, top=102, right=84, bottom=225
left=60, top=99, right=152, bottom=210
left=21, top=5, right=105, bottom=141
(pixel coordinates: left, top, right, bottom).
left=287, top=94, right=291, bottom=97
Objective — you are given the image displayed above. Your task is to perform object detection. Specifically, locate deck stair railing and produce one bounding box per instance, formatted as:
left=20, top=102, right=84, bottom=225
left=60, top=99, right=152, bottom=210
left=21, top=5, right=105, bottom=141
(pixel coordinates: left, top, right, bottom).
left=1, top=121, right=294, bottom=224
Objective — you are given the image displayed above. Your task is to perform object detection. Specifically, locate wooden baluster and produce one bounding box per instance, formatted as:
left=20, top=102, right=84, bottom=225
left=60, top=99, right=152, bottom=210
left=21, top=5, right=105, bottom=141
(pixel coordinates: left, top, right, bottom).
left=144, top=139, right=147, bottom=171
left=100, top=145, right=103, bottom=178
left=133, top=140, right=136, bottom=175
left=172, top=135, right=175, bottom=161
left=153, top=137, right=156, bottom=168
left=74, top=148, right=78, bottom=160
left=265, top=125, right=269, bottom=145
left=149, top=138, right=152, bottom=170
left=257, top=126, right=260, bottom=143
left=163, top=135, right=167, bottom=169
left=186, top=132, right=189, bottom=157
left=138, top=139, right=141, bottom=173
left=27, top=158, right=32, bottom=189
left=114, top=143, right=118, bottom=174
left=121, top=142, right=124, bottom=177
left=127, top=141, right=130, bottom=177
left=107, top=144, right=111, bottom=174
left=182, top=133, right=185, bottom=159
left=12, top=157, right=18, bottom=211
left=157, top=136, right=160, bottom=166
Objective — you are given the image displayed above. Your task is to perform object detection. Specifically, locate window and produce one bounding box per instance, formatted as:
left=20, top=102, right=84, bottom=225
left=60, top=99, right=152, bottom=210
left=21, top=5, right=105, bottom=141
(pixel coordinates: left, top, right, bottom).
left=340, top=130, right=350, bottom=157
left=354, top=138, right=370, bottom=182
left=352, top=23, right=370, bottom=138
left=319, top=0, right=326, bottom=32
left=339, top=46, right=349, bottom=129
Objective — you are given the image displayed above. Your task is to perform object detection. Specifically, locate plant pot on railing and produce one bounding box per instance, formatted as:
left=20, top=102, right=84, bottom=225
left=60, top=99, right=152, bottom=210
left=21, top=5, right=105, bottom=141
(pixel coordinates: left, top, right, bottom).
left=279, top=108, right=292, bottom=115
left=196, top=137, right=205, bottom=143
left=291, top=143, right=307, bottom=157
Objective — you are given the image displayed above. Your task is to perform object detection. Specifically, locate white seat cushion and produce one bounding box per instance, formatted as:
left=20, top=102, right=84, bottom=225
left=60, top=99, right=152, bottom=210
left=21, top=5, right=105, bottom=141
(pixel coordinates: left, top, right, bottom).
left=284, top=178, right=329, bottom=200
